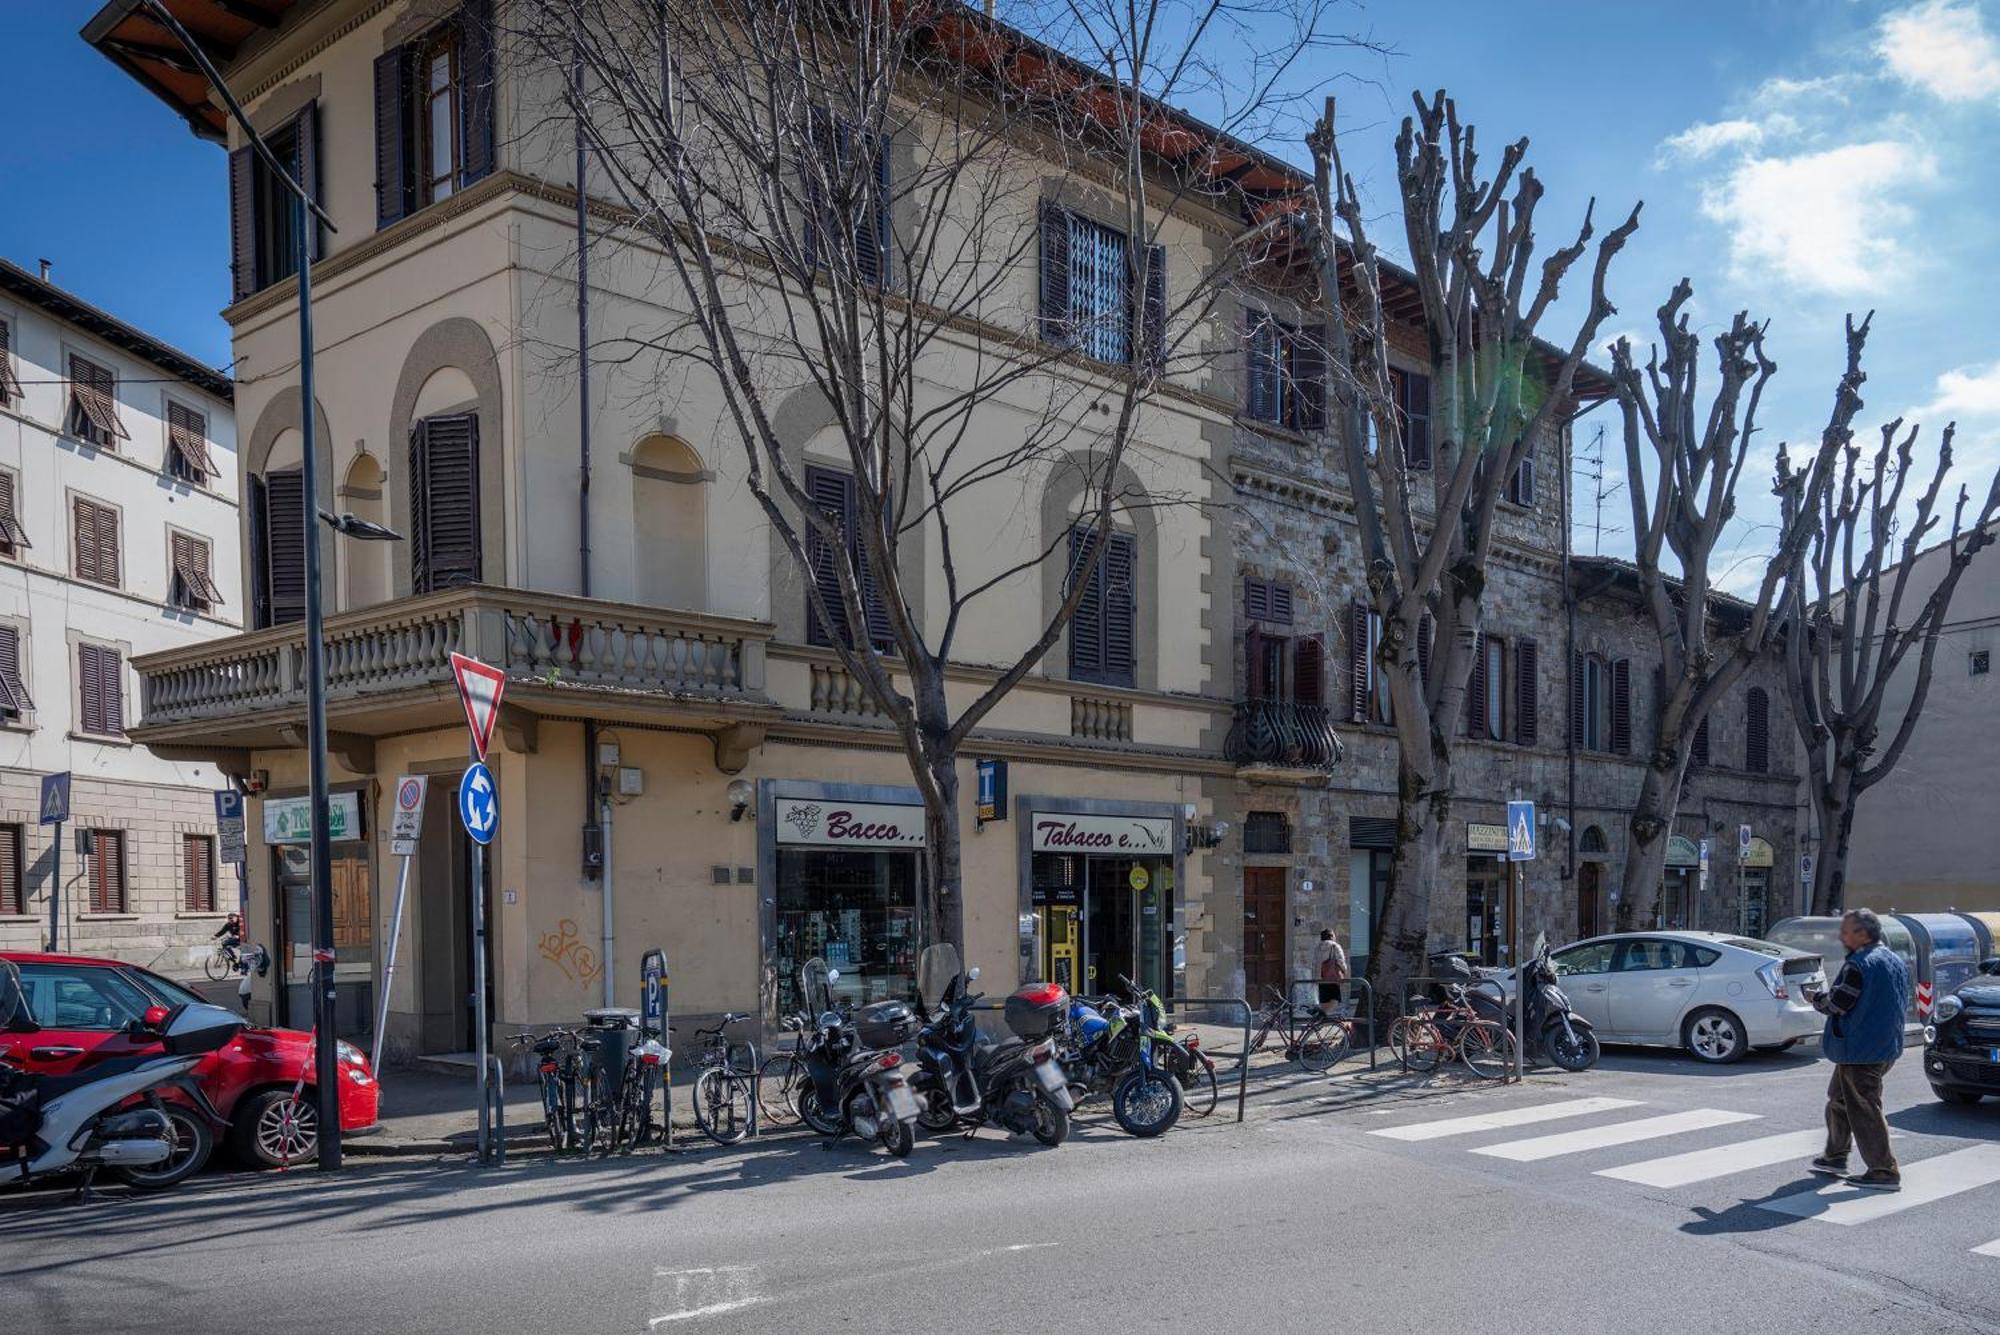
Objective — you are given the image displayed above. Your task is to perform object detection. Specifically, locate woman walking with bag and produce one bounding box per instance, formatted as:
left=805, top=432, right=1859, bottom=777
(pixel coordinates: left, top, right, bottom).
left=1316, top=928, right=1349, bottom=1013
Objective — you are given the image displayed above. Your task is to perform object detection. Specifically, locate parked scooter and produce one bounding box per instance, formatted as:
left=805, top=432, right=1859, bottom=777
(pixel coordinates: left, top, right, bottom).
left=1520, top=938, right=1599, bottom=1072
left=1057, top=978, right=1183, bottom=1138
left=792, top=959, right=921, bottom=1158
left=0, top=960, right=242, bottom=1197
left=908, top=945, right=1071, bottom=1146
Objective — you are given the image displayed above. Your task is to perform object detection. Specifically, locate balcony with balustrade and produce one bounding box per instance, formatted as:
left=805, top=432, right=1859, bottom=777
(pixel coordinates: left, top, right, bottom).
left=1223, top=698, right=1343, bottom=780
left=130, top=585, right=777, bottom=770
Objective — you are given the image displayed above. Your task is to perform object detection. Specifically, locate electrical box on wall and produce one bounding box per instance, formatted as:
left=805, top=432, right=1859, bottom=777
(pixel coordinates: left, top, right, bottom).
left=581, top=823, right=604, bottom=876
left=617, top=767, right=644, bottom=797
left=596, top=741, right=621, bottom=769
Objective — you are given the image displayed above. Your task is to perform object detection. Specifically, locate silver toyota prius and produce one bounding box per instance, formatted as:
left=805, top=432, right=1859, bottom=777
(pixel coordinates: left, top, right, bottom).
left=1547, top=932, right=1827, bottom=1063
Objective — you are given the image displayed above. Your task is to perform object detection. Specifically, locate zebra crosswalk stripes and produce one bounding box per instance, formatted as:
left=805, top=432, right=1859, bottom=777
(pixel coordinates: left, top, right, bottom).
left=1755, top=1144, right=2000, bottom=1226
left=1369, top=1097, right=1643, bottom=1142
left=1973, top=1238, right=2000, bottom=1259
left=1594, top=1128, right=1829, bottom=1188
left=1471, top=1108, right=1762, bottom=1163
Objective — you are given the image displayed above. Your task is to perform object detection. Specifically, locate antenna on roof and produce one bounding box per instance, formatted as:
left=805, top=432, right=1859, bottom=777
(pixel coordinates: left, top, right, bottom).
left=1574, top=424, right=1625, bottom=556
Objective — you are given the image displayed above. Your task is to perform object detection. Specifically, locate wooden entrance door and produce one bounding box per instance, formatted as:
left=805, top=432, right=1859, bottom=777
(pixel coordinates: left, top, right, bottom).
left=1242, top=867, right=1288, bottom=1000
left=1578, top=863, right=1603, bottom=939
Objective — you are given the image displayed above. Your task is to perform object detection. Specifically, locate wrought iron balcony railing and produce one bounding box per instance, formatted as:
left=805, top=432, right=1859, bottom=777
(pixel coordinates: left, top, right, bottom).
left=1223, top=698, right=1342, bottom=774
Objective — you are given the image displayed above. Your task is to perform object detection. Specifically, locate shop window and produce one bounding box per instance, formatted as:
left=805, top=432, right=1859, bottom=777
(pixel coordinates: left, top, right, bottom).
left=1243, top=811, right=1291, bottom=854
left=773, top=847, right=919, bottom=1015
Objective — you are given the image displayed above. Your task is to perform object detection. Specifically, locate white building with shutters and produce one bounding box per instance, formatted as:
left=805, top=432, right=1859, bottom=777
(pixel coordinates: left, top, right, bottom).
left=0, top=257, right=241, bottom=974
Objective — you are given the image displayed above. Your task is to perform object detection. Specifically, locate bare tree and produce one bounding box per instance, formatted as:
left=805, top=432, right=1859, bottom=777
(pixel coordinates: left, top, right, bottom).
left=1606, top=287, right=1856, bottom=927
left=1782, top=417, right=2000, bottom=915
left=509, top=0, right=1352, bottom=951
left=1306, top=92, right=1638, bottom=1004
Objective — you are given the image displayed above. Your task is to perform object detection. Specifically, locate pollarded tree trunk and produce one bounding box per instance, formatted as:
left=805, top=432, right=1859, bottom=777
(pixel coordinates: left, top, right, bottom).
left=920, top=752, right=964, bottom=954
left=1618, top=750, right=1688, bottom=930
left=1808, top=757, right=1861, bottom=918
left=1367, top=653, right=1449, bottom=1016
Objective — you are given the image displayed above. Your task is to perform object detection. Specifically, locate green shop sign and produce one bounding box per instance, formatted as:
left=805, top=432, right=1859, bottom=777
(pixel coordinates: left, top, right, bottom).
left=263, top=792, right=364, bottom=844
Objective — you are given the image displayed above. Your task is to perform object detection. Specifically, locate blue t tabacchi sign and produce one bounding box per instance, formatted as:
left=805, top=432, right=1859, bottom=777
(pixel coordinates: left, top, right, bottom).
left=1506, top=800, right=1536, bottom=862
left=459, top=762, right=497, bottom=845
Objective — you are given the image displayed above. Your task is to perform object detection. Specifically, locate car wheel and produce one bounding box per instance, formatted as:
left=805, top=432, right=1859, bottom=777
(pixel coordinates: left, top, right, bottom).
left=232, top=1087, right=319, bottom=1169
left=1683, top=1007, right=1749, bottom=1064
left=1934, top=1086, right=1985, bottom=1106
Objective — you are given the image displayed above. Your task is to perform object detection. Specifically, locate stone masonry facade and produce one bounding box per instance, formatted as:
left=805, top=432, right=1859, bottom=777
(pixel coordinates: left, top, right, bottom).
left=0, top=770, right=233, bottom=974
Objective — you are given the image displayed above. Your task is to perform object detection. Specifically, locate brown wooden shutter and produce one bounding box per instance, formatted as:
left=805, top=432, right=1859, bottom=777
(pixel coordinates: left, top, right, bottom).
left=167, top=403, right=215, bottom=480
left=0, top=320, right=22, bottom=404
left=68, top=357, right=128, bottom=443
left=1269, top=582, right=1293, bottom=625
left=79, top=643, right=123, bottom=737
left=1611, top=658, right=1632, bottom=755
left=262, top=470, right=307, bottom=625
left=0, top=470, right=27, bottom=554
left=1294, top=325, right=1329, bottom=431
left=1417, top=613, right=1435, bottom=696
left=1243, top=623, right=1264, bottom=700
left=73, top=498, right=117, bottom=586
left=411, top=414, right=482, bottom=592
left=1349, top=600, right=1371, bottom=723
left=459, top=0, right=497, bottom=185
left=90, top=830, right=125, bottom=913
left=1571, top=650, right=1586, bottom=747
left=184, top=835, right=215, bottom=913
left=1039, top=202, right=1071, bottom=344
left=1294, top=634, right=1324, bottom=707
left=1746, top=687, right=1769, bottom=773
left=229, top=145, right=257, bottom=300
left=1515, top=637, right=1539, bottom=746
left=0, top=824, right=21, bottom=916
left=295, top=100, right=323, bottom=262
left=1691, top=714, right=1711, bottom=769
left=375, top=47, right=412, bottom=227
left=1244, top=577, right=1270, bottom=623
left=1467, top=628, right=1487, bottom=736
left=1245, top=313, right=1278, bottom=422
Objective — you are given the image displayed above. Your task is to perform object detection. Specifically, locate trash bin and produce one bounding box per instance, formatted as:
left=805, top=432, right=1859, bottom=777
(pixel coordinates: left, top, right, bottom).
left=583, top=1006, right=642, bottom=1100
left=1894, top=913, right=1984, bottom=1019
left=1767, top=915, right=1921, bottom=1024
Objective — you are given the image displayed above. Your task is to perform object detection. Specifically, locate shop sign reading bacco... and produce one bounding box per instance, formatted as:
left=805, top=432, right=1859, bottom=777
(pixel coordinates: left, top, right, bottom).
left=775, top=797, right=926, bottom=849
left=1031, top=812, right=1172, bottom=855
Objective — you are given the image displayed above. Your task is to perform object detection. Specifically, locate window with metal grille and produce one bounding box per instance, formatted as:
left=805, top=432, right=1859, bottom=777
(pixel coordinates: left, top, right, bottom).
left=166, top=403, right=215, bottom=484
left=1243, top=811, right=1292, bottom=854
left=1040, top=204, right=1163, bottom=368
left=0, top=469, right=27, bottom=558
left=0, top=319, right=22, bottom=406
left=0, top=624, right=31, bottom=723
left=71, top=496, right=120, bottom=587
left=169, top=531, right=223, bottom=613
left=77, top=643, right=124, bottom=738
left=1067, top=526, right=1137, bottom=688
left=87, top=830, right=127, bottom=914
left=66, top=356, right=127, bottom=449
left=0, top=823, right=22, bottom=915
left=182, top=834, right=217, bottom=913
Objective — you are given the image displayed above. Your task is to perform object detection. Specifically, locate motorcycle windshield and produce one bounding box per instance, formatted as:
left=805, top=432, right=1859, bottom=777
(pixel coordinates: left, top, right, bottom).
left=918, top=944, right=961, bottom=1010
left=0, top=959, right=21, bottom=1030
left=799, top=958, right=833, bottom=1019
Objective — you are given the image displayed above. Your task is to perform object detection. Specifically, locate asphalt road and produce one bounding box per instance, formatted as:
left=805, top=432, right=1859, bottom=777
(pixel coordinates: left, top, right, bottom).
left=4, top=1047, right=1997, bottom=1335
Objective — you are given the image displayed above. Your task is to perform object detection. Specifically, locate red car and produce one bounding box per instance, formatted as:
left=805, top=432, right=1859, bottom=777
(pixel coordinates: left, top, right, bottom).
left=0, top=950, right=378, bottom=1175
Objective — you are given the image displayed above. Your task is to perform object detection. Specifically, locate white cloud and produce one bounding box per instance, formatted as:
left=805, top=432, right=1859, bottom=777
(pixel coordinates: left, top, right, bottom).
left=1878, top=0, right=2000, bottom=101
left=1698, top=141, right=1937, bottom=295
left=1917, top=360, right=2000, bottom=420
left=1658, top=118, right=1765, bottom=163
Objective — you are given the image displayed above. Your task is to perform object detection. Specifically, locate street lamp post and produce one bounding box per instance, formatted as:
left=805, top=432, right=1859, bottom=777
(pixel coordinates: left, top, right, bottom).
left=141, top=0, right=397, bottom=1172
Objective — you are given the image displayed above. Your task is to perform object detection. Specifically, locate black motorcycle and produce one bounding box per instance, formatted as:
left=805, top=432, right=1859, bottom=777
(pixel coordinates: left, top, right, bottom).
left=1520, top=940, right=1599, bottom=1072
left=908, top=945, right=1071, bottom=1147
left=792, top=959, right=921, bottom=1158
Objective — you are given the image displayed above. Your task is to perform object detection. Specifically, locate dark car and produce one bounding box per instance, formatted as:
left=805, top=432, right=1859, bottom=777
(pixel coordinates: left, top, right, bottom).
left=1, top=950, right=379, bottom=1172
left=1923, top=955, right=2000, bottom=1105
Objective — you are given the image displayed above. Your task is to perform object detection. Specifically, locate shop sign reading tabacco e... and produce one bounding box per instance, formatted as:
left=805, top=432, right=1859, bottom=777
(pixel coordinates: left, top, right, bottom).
left=1032, top=813, right=1172, bottom=855
left=775, top=797, right=925, bottom=848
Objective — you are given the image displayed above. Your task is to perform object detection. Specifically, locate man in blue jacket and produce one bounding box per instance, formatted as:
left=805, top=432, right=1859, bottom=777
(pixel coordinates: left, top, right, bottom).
left=1807, top=908, right=1909, bottom=1191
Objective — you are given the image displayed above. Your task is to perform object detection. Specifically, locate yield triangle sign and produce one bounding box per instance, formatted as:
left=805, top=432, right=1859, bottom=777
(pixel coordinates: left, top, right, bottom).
left=450, top=652, right=508, bottom=761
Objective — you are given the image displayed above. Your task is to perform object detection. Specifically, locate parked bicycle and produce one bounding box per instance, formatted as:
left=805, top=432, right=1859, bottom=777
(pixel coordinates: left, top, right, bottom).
left=1247, top=987, right=1351, bottom=1072
left=510, top=1026, right=584, bottom=1151
left=677, top=1013, right=759, bottom=1147
left=756, top=1016, right=812, bottom=1130
left=1388, top=984, right=1515, bottom=1080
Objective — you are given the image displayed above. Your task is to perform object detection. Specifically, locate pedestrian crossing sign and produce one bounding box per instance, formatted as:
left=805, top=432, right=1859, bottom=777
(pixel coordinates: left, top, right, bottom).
left=1507, top=800, right=1536, bottom=862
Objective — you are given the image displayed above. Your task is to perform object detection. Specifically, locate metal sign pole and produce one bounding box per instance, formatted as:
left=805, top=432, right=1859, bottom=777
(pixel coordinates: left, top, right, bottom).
left=372, top=853, right=414, bottom=1076
left=1511, top=858, right=1525, bottom=1083
left=471, top=746, right=491, bottom=1163
left=48, top=820, right=61, bottom=954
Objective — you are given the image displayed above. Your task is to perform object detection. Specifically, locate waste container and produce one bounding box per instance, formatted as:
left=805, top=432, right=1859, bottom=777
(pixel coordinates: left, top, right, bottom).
left=1894, top=913, right=1984, bottom=1018
left=1767, top=915, right=1920, bottom=1024
left=1953, top=911, right=1999, bottom=962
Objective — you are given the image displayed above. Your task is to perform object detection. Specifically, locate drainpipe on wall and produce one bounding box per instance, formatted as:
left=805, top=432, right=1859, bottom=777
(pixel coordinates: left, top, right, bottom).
left=600, top=782, right=616, bottom=1009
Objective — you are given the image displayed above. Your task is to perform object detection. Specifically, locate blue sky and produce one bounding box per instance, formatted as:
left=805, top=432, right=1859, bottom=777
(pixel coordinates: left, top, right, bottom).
left=6, top=1, right=1996, bottom=581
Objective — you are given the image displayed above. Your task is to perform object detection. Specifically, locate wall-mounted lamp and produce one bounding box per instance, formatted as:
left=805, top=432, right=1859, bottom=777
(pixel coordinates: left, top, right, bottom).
left=727, top=778, right=754, bottom=822
left=1186, top=818, right=1228, bottom=852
